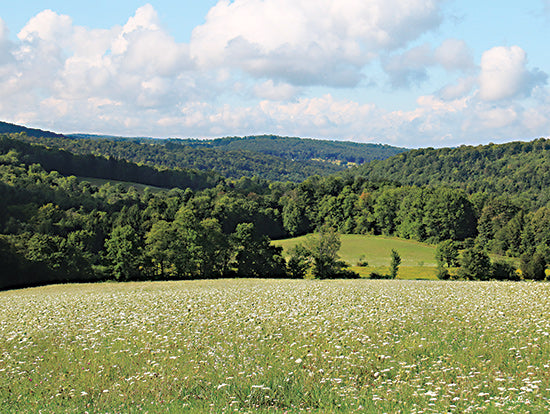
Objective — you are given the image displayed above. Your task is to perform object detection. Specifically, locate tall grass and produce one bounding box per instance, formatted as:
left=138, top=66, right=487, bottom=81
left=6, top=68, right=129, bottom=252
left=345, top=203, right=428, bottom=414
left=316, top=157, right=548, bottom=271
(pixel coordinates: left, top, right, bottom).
left=1, top=280, right=549, bottom=412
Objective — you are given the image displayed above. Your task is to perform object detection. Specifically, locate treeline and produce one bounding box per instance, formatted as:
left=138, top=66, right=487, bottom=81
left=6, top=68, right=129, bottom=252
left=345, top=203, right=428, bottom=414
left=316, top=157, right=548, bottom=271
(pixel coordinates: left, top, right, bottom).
left=174, top=135, right=407, bottom=164
left=0, top=135, right=222, bottom=191
left=2, top=133, right=550, bottom=289
left=0, top=148, right=361, bottom=289
left=12, top=133, right=345, bottom=182
left=347, top=138, right=550, bottom=208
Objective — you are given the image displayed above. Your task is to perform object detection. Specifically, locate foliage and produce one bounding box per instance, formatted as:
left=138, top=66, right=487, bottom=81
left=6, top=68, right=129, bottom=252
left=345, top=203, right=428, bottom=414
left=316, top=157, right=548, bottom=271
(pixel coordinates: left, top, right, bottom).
left=8, top=128, right=407, bottom=183
left=286, top=244, right=311, bottom=279
left=520, top=250, right=547, bottom=281
left=304, top=227, right=359, bottom=279
left=389, top=249, right=401, bottom=279
left=3, top=129, right=550, bottom=288
left=348, top=138, right=550, bottom=210
left=457, top=246, right=492, bottom=281
left=435, top=240, right=460, bottom=267
left=105, top=225, right=145, bottom=281
left=436, top=264, right=450, bottom=280
left=491, top=260, right=519, bottom=281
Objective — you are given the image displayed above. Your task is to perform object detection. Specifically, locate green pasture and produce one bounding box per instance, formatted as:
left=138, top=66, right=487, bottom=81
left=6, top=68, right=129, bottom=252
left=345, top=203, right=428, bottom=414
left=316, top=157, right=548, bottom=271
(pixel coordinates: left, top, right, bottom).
left=77, top=176, right=166, bottom=193
left=274, top=234, right=439, bottom=280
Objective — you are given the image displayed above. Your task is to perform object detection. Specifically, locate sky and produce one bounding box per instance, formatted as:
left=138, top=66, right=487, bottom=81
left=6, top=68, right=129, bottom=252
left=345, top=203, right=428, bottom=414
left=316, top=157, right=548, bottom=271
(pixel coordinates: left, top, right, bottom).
left=0, top=1, right=549, bottom=148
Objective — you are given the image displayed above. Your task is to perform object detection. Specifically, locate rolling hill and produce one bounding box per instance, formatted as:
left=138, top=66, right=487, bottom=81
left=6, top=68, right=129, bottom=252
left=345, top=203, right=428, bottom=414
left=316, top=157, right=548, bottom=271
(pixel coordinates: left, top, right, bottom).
left=346, top=138, right=550, bottom=208
left=1, top=121, right=407, bottom=182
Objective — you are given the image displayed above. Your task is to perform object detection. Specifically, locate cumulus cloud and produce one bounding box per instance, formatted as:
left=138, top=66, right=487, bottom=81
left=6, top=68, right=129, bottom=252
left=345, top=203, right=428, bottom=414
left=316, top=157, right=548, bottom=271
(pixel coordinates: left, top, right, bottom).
left=0, top=18, right=12, bottom=64
left=479, top=46, right=547, bottom=101
left=1, top=3, right=549, bottom=147
left=383, top=39, right=474, bottom=88
left=190, top=0, right=444, bottom=87
left=0, top=5, right=201, bottom=132
left=253, top=80, right=298, bottom=101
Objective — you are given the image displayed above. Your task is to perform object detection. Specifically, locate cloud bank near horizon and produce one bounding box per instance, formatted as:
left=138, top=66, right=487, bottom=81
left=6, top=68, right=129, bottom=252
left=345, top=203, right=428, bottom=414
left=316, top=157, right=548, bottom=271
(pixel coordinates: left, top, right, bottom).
left=0, top=2, right=549, bottom=147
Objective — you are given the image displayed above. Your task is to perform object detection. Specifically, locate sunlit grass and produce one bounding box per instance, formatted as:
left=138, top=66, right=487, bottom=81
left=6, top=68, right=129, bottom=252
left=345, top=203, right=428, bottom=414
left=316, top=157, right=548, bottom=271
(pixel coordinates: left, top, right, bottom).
left=274, top=234, right=438, bottom=267
left=1, top=279, right=549, bottom=412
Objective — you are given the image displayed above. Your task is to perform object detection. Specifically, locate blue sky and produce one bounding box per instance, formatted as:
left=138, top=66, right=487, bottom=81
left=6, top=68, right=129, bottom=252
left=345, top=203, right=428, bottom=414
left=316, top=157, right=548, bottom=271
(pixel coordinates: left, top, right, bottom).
left=0, top=1, right=549, bottom=147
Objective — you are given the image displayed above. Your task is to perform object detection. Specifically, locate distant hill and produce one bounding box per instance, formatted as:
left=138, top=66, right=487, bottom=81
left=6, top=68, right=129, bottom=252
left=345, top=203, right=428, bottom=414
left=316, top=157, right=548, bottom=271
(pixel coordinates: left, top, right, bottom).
left=168, top=135, right=407, bottom=164
left=0, top=134, right=223, bottom=191
left=346, top=138, right=550, bottom=208
left=2, top=122, right=408, bottom=182
left=0, top=121, right=65, bottom=139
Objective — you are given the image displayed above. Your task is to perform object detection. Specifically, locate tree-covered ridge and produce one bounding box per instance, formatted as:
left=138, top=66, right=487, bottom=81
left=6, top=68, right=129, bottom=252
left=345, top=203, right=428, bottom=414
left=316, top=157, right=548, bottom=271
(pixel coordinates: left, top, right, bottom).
left=0, top=135, right=223, bottom=191
left=0, top=121, right=65, bottom=139
left=169, top=135, right=407, bottom=164
left=348, top=138, right=550, bottom=208
left=16, top=133, right=346, bottom=182
left=1, top=120, right=406, bottom=182
left=2, top=129, right=550, bottom=289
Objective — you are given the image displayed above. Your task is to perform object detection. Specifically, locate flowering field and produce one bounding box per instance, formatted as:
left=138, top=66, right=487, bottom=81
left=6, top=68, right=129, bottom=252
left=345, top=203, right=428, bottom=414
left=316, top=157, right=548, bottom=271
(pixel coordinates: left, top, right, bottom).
left=1, top=279, right=549, bottom=413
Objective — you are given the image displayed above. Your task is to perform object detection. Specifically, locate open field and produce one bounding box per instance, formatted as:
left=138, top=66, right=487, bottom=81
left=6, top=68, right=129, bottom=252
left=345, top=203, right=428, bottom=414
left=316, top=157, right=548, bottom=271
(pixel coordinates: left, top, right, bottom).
left=77, top=176, right=166, bottom=193
left=1, top=279, right=549, bottom=413
left=274, top=234, right=439, bottom=279
left=274, top=234, right=438, bottom=267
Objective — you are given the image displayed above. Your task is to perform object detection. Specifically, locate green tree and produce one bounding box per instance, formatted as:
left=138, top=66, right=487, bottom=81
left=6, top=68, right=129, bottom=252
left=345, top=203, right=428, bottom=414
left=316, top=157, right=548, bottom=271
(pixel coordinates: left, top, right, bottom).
left=306, top=226, right=358, bottom=279
left=520, top=247, right=547, bottom=280
left=389, top=249, right=401, bottom=279
left=491, top=260, right=519, bottom=281
left=435, top=240, right=460, bottom=268
left=196, top=218, right=230, bottom=278
left=231, top=223, right=287, bottom=278
left=105, top=225, right=144, bottom=281
left=145, top=220, right=177, bottom=278
left=287, top=244, right=311, bottom=279
left=457, top=246, right=491, bottom=280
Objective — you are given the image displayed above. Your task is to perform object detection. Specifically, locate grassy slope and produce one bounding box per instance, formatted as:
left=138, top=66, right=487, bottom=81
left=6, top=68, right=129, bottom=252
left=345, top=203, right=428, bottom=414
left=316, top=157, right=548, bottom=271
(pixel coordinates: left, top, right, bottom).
left=273, top=234, right=438, bottom=280
left=77, top=176, right=166, bottom=193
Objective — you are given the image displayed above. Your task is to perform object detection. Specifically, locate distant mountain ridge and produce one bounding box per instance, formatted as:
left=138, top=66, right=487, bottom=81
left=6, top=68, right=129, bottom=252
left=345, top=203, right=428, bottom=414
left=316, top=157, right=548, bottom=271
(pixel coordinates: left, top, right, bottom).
left=1, top=121, right=408, bottom=182
left=0, top=121, right=65, bottom=139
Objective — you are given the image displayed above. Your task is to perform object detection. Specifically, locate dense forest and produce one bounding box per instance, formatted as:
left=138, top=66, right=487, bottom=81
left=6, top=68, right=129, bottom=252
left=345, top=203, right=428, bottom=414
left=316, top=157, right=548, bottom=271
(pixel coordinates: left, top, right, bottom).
left=1, top=122, right=407, bottom=182
left=347, top=139, right=550, bottom=208
left=1, top=129, right=550, bottom=290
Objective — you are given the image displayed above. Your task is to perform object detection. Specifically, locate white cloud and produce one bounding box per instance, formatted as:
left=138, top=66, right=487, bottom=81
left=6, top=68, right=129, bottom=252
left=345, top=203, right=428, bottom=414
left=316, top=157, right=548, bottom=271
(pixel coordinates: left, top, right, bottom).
left=0, top=4, right=549, bottom=147
left=190, top=0, right=444, bottom=87
left=383, top=44, right=433, bottom=87
left=434, top=39, right=474, bottom=71
left=253, top=80, right=298, bottom=101
left=384, top=39, right=474, bottom=88
left=437, top=76, right=476, bottom=101
left=479, top=46, right=547, bottom=101
left=0, top=18, right=12, bottom=64
left=18, top=9, right=73, bottom=44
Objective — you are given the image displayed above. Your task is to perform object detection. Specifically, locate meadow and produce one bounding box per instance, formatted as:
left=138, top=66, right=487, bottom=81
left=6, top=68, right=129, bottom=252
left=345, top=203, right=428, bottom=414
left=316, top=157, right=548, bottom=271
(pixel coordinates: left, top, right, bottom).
left=1, top=279, right=549, bottom=413
left=274, top=234, right=440, bottom=280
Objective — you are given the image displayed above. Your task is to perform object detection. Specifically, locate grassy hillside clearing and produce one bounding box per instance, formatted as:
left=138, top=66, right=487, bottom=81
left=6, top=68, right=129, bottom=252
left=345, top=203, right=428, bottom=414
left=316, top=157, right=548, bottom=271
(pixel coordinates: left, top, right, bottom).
left=1, top=279, right=549, bottom=412
left=274, top=234, right=437, bottom=267
left=77, top=176, right=167, bottom=193
left=274, top=234, right=439, bottom=279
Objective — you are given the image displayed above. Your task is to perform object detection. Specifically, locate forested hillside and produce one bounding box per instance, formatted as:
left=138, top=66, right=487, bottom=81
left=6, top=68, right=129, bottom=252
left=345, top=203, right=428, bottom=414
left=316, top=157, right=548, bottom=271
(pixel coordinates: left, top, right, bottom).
left=347, top=139, right=550, bottom=208
left=0, top=121, right=65, bottom=139
left=169, top=135, right=406, bottom=164
left=1, top=122, right=407, bottom=182
left=0, top=135, right=222, bottom=191
left=2, top=129, right=550, bottom=289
